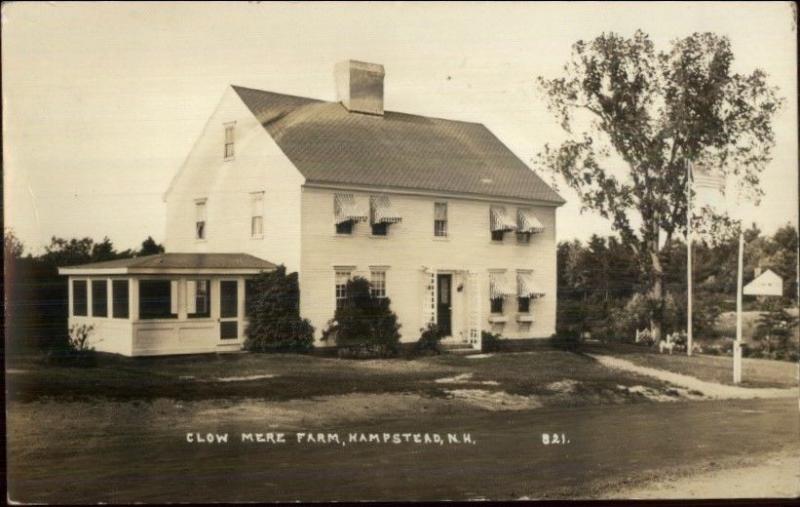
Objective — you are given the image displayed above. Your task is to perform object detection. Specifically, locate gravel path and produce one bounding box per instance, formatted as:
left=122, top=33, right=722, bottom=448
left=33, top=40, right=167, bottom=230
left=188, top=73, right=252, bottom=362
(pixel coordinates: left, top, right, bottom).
left=590, top=354, right=798, bottom=399
left=611, top=450, right=800, bottom=499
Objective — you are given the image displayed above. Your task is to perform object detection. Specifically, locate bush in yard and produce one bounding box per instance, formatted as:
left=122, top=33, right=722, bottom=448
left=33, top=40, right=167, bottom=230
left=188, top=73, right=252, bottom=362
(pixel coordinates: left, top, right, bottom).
left=414, top=323, right=446, bottom=355
left=549, top=332, right=584, bottom=351
left=321, top=277, right=401, bottom=358
left=753, top=301, right=799, bottom=360
left=244, top=266, right=315, bottom=353
left=481, top=330, right=504, bottom=353
left=47, top=324, right=97, bottom=367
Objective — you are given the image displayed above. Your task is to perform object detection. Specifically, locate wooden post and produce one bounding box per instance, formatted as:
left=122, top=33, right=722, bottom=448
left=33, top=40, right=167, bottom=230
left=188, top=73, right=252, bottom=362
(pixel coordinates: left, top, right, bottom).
left=687, top=160, right=693, bottom=356
left=734, top=230, right=744, bottom=384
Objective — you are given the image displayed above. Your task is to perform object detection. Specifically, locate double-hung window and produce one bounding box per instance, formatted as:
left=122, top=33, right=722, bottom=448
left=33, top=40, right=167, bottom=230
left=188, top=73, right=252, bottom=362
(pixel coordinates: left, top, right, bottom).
left=370, top=270, right=387, bottom=299
left=187, top=279, right=211, bottom=318
left=335, top=270, right=351, bottom=310
left=489, top=271, right=513, bottom=314
left=224, top=123, right=235, bottom=160
left=250, top=191, right=264, bottom=238
left=195, top=199, right=207, bottom=240
left=434, top=202, right=448, bottom=237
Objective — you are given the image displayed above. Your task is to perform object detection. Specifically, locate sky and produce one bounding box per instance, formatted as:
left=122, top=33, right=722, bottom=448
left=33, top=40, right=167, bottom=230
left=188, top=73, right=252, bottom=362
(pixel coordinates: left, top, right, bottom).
left=3, top=1, right=797, bottom=254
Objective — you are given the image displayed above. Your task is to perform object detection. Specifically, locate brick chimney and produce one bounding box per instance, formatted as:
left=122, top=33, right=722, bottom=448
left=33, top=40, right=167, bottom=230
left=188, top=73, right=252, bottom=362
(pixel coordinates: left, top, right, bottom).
left=335, top=60, right=385, bottom=116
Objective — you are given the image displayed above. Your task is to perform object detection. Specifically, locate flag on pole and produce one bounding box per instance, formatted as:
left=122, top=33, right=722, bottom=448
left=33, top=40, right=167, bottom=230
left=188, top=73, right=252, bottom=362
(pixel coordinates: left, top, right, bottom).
left=691, top=163, right=726, bottom=191
left=691, top=163, right=727, bottom=212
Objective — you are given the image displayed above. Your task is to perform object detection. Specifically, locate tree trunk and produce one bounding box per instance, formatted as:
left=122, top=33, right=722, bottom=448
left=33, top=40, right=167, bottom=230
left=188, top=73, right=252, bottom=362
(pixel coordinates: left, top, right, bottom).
left=649, top=239, right=664, bottom=343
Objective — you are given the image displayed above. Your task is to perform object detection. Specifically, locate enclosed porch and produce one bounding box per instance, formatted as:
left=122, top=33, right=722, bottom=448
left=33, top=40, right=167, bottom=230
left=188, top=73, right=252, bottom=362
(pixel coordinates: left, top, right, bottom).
left=59, top=253, right=276, bottom=356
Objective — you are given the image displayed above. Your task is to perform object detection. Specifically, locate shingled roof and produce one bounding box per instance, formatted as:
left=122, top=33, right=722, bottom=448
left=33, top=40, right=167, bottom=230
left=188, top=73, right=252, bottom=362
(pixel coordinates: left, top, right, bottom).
left=232, top=85, right=564, bottom=205
left=59, top=253, right=277, bottom=274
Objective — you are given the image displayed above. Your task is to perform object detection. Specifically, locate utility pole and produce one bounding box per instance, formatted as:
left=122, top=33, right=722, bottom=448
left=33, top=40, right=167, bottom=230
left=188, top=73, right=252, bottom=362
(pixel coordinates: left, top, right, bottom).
left=686, top=160, right=693, bottom=356
left=734, top=229, right=744, bottom=384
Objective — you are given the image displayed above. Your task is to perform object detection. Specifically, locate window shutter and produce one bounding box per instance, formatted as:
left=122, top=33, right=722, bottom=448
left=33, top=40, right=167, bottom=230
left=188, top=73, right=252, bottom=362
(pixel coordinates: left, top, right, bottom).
left=170, top=280, right=179, bottom=315
left=186, top=280, right=197, bottom=314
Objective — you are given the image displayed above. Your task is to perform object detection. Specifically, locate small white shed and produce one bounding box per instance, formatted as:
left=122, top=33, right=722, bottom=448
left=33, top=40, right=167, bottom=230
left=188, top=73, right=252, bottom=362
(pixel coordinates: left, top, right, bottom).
left=58, top=253, right=276, bottom=356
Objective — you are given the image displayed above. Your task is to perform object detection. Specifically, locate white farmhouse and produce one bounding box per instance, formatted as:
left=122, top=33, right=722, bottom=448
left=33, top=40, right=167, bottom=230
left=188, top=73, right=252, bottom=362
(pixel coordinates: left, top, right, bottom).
left=60, top=60, right=565, bottom=356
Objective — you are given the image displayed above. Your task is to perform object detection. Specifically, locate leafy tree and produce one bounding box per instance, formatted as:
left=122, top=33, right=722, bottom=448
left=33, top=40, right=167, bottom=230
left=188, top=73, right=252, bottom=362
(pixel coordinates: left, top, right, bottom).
left=753, top=300, right=798, bottom=358
left=139, top=236, right=165, bottom=256
left=244, top=266, right=314, bottom=353
left=322, top=277, right=401, bottom=357
left=4, top=229, right=24, bottom=260
left=538, top=31, right=782, bottom=341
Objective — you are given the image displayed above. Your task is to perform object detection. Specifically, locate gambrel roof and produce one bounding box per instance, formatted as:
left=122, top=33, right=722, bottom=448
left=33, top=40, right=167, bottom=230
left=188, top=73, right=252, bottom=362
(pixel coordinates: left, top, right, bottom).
left=232, top=85, right=565, bottom=205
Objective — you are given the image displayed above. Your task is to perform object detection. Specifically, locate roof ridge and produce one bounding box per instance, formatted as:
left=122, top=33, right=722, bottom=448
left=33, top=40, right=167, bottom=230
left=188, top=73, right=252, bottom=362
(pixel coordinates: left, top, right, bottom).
left=231, top=84, right=487, bottom=127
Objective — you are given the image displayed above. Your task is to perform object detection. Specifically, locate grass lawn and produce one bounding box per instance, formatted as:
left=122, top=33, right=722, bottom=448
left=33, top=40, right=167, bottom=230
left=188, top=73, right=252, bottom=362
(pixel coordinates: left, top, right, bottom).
left=582, top=342, right=799, bottom=388
left=7, top=347, right=671, bottom=405
left=7, top=347, right=799, bottom=502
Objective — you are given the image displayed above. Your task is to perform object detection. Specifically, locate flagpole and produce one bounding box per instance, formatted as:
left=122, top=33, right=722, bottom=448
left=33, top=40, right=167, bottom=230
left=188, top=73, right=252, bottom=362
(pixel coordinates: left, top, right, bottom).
left=687, top=160, right=693, bottom=357
left=734, top=228, right=744, bottom=384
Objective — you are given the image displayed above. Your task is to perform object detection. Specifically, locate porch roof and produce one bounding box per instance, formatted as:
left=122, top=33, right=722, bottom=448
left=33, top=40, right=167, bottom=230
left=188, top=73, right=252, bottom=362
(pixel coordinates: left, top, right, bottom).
left=58, top=253, right=277, bottom=276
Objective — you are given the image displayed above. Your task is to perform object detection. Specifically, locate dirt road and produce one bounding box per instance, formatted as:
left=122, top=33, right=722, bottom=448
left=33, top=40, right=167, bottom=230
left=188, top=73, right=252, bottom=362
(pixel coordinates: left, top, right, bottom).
left=8, top=396, right=799, bottom=502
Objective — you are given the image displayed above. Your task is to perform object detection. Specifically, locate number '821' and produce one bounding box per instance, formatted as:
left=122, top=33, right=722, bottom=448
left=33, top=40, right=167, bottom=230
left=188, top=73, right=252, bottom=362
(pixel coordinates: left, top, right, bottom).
left=542, top=433, right=569, bottom=445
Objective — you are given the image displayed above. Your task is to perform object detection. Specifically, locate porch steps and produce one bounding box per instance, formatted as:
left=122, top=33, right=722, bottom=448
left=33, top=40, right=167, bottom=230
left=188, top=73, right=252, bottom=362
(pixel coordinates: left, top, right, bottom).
left=439, top=342, right=481, bottom=356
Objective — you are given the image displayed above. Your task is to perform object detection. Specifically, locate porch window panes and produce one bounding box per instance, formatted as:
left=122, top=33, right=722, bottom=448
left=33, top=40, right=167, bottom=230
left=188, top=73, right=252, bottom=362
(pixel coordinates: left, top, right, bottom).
left=139, top=280, right=178, bottom=319
left=91, top=280, right=108, bottom=317
left=335, top=271, right=350, bottom=309
left=434, top=202, right=448, bottom=237
left=370, top=271, right=386, bottom=299
left=72, top=280, right=87, bottom=316
left=112, top=280, right=129, bottom=319
left=195, top=200, right=207, bottom=240
left=187, top=279, right=211, bottom=318
left=250, top=192, right=264, bottom=237
left=224, top=123, right=235, bottom=160
left=245, top=279, right=258, bottom=317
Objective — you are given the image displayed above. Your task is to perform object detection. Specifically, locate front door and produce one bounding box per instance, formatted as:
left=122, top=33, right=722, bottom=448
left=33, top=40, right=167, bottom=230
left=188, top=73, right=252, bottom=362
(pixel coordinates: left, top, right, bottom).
left=219, top=280, right=239, bottom=340
left=437, top=274, right=452, bottom=336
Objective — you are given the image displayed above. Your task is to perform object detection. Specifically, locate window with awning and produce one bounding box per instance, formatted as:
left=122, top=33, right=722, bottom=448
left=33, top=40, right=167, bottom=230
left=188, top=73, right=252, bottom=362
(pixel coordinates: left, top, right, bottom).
left=517, top=209, right=545, bottom=234
left=370, top=195, right=402, bottom=236
left=517, top=271, right=545, bottom=299
left=489, top=271, right=514, bottom=314
left=334, top=193, right=368, bottom=234
left=490, top=206, right=517, bottom=240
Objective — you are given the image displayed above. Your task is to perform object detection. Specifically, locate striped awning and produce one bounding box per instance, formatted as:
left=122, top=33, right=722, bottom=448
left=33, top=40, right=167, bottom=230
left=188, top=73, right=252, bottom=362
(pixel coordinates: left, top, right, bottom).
left=489, top=271, right=515, bottom=299
left=518, top=271, right=545, bottom=298
left=490, top=206, right=517, bottom=232
left=370, top=195, right=402, bottom=224
left=517, top=209, right=544, bottom=234
left=334, top=193, right=368, bottom=225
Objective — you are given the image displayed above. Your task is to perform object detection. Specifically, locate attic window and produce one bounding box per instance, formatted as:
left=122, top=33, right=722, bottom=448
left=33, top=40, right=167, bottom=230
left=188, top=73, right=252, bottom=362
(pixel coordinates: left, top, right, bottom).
left=195, top=199, right=207, bottom=240
left=224, top=123, right=235, bottom=160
